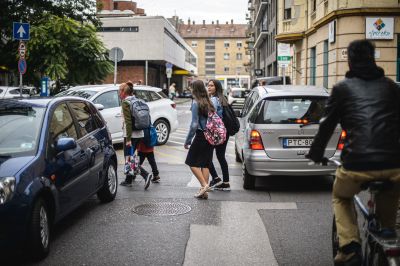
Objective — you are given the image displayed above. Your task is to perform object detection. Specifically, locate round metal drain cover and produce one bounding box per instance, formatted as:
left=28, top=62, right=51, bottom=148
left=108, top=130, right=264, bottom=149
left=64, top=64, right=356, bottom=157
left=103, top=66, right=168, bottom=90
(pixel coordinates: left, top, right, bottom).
left=133, top=202, right=191, bottom=216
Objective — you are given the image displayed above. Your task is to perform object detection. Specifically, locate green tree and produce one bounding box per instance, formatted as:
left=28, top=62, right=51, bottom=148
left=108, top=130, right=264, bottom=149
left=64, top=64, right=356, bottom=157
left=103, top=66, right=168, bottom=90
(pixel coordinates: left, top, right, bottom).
left=28, top=14, right=113, bottom=93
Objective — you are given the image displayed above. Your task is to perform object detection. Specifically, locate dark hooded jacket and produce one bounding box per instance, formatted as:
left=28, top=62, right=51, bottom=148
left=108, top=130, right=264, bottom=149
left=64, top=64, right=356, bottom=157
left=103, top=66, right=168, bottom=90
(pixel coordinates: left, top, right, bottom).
left=308, top=64, right=400, bottom=170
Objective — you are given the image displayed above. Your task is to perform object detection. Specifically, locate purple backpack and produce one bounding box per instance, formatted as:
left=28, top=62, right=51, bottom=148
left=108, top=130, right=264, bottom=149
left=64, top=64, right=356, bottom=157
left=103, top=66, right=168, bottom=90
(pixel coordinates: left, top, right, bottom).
left=203, top=111, right=227, bottom=145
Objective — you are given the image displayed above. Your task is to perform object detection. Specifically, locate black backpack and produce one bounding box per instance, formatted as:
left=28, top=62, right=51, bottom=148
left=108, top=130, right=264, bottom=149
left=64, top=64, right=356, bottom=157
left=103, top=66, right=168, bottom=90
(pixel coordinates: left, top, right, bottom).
left=222, top=104, right=240, bottom=136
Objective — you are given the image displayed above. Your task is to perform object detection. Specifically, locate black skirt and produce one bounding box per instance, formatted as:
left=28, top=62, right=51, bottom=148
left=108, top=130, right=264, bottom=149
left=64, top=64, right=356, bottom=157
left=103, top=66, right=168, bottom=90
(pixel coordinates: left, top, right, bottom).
left=185, top=130, right=213, bottom=168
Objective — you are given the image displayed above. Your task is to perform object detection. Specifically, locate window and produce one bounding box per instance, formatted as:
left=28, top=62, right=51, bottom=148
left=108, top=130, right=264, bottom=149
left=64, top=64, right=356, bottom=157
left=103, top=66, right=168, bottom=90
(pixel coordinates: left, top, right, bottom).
left=284, top=0, right=293, bottom=19
left=205, top=58, right=215, bottom=62
left=49, top=103, right=78, bottom=143
left=206, top=64, right=216, bottom=69
left=149, top=91, right=162, bottom=101
left=224, top=41, right=230, bottom=48
left=205, top=70, right=215, bottom=75
left=69, top=102, right=98, bottom=137
left=312, top=0, right=316, bottom=12
left=135, top=90, right=151, bottom=102
left=323, top=40, right=329, bottom=88
left=236, top=53, right=243, bottom=60
left=93, top=91, right=120, bottom=109
left=205, top=52, right=215, bottom=56
left=237, top=41, right=243, bottom=48
left=191, top=41, right=198, bottom=48
left=242, top=92, right=259, bottom=117
left=236, top=67, right=242, bottom=73
left=224, top=53, right=230, bottom=60
left=224, top=66, right=230, bottom=72
left=205, top=39, right=215, bottom=44
left=309, top=47, right=316, bottom=85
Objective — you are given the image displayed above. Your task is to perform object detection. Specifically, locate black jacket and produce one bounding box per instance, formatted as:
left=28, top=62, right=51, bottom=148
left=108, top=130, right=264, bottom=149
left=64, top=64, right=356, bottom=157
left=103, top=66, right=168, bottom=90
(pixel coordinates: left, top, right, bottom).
left=308, top=76, right=400, bottom=171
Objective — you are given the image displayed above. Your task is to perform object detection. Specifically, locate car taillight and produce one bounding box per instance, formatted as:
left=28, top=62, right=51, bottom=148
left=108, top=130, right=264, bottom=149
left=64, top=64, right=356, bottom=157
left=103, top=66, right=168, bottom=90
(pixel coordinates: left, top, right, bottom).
left=250, top=130, right=264, bottom=150
left=171, top=103, right=176, bottom=109
left=337, top=130, right=346, bottom=150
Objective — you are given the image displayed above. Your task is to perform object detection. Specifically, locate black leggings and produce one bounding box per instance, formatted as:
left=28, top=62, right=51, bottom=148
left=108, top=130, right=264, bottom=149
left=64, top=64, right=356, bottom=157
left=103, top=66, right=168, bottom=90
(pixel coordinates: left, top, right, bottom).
left=209, top=136, right=229, bottom=182
left=138, top=151, right=159, bottom=176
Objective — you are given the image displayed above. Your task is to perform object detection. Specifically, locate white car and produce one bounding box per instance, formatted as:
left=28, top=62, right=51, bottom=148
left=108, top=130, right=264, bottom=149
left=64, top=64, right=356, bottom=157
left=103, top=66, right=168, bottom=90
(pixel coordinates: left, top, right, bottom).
left=228, top=87, right=247, bottom=110
left=56, top=84, right=178, bottom=145
left=0, top=86, right=38, bottom=99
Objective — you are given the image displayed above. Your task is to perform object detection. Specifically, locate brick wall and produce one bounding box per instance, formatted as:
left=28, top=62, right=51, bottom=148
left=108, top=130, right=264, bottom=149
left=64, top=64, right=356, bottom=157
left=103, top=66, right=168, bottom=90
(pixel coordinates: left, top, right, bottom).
left=102, top=65, right=158, bottom=86
left=99, top=0, right=113, bottom=10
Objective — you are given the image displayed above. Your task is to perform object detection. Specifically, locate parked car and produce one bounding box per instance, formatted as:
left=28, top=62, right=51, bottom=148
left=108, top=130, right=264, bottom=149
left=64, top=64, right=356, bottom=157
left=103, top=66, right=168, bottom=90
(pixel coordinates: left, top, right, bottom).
left=235, top=85, right=342, bottom=189
left=0, top=97, right=118, bottom=259
left=177, top=89, right=192, bottom=98
left=228, top=87, right=247, bottom=110
left=251, top=76, right=291, bottom=89
left=56, top=84, right=178, bottom=145
left=0, top=86, right=38, bottom=99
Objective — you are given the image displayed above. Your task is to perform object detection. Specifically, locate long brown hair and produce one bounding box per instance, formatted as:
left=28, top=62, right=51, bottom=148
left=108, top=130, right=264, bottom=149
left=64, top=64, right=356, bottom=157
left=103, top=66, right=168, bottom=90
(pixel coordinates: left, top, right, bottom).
left=208, top=79, right=228, bottom=107
left=192, top=80, right=215, bottom=117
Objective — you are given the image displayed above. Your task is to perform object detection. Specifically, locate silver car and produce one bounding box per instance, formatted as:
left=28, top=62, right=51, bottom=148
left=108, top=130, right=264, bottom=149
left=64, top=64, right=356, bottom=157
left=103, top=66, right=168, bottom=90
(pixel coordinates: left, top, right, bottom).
left=235, top=85, right=342, bottom=189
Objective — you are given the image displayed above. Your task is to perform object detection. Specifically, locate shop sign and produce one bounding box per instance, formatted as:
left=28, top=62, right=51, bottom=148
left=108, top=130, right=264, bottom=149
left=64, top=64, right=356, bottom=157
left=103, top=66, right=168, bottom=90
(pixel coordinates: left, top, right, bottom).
left=366, top=17, right=394, bottom=40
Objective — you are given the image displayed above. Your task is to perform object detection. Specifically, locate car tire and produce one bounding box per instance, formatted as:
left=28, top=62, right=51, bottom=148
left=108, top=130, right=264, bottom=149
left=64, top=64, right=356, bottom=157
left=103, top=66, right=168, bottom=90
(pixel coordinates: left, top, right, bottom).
left=242, top=162, right=256, bottom=190
left=97, top=160, right=118, bottom=203
left=28, top=198, right=50, bottom=260
left=154, top=119, right=170, bottom=145
left=235, top=144, right=242, bottom=163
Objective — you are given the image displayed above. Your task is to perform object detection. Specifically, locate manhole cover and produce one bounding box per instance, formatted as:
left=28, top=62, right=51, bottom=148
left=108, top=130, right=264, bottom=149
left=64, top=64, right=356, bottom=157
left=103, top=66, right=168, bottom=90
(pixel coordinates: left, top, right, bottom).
left=133, top=202, right=191, bottom=216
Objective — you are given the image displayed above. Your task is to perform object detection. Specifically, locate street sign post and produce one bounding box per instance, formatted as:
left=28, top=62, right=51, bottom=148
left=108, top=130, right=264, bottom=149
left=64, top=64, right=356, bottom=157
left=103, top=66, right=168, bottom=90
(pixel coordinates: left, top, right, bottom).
left=277, top=43, right=292, bottom=85
left=19, top=41, right=26, bottom=58
left=109, top=47, right=124, bottom=85
left=18, top=59, right=27, bottom=75
left=13, top=22, right=30, bottom=40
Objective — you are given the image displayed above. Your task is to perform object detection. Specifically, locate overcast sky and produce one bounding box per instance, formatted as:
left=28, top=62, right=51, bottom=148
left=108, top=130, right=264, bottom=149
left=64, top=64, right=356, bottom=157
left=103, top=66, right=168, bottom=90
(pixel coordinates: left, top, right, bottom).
left=135, top=0, right=248, bottom=24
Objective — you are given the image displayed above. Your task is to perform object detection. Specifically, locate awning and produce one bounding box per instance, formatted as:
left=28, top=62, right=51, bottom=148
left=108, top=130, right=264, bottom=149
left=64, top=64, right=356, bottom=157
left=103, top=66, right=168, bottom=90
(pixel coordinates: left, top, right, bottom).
left=173, top=69, right=196, bottom=76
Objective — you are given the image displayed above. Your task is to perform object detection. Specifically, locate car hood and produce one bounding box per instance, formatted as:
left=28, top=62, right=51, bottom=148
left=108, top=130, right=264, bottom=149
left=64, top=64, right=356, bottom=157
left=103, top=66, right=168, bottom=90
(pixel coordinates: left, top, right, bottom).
left=0, top=156, right=34, bottom=177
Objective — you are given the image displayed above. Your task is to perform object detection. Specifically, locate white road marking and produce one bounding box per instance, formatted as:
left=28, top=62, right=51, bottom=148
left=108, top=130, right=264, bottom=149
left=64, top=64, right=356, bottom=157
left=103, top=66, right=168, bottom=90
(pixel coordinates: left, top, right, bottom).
left=183, top=201, right=296, bottom=266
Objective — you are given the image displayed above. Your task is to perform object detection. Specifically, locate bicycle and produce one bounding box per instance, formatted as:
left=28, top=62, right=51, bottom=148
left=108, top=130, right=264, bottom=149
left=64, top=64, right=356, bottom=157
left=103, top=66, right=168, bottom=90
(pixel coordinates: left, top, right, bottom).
left=311, top=159, right=400, bottom=265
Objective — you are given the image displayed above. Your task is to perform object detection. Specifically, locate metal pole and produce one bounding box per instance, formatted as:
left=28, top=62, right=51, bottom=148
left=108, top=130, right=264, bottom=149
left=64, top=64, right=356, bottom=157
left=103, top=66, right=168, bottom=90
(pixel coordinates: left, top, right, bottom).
left=283, top=66, right=286, bottom=85
left=113, top=49, right=117, bottom=85
left=145, top=60, right=148, bottom=85
left=19, top=73, right=22, bottom=97
left=168, top=78, right=170, bottom=88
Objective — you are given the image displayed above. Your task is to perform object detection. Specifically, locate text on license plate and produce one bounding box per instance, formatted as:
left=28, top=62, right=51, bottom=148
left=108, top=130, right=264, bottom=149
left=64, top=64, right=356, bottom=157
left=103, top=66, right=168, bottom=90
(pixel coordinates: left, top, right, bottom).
left=283, top=138, right=313, bottom=148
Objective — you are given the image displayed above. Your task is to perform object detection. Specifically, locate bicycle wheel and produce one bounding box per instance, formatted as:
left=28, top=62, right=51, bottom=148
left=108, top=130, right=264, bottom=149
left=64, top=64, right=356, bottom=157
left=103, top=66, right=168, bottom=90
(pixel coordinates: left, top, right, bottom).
left=332, top=215, right=340, bottom=258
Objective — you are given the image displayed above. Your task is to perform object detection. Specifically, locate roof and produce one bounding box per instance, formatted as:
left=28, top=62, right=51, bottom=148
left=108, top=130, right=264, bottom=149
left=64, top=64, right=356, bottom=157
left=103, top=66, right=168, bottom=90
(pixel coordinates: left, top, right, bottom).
left=255, top=85, right=329, bottom=98
left=69, top=84, right=161, bottom=92
left=178, top=23, right=247, bottom=38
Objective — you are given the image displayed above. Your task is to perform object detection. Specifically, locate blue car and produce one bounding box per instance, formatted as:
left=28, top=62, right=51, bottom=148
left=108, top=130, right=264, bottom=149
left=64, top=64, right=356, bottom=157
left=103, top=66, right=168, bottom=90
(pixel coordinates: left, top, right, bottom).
left=0, top=97, right=118, bottom=260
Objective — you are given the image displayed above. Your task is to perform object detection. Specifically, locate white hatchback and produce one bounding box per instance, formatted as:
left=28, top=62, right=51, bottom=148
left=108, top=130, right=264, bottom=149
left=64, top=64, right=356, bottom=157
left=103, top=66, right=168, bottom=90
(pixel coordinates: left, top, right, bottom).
left=0, top=86, right=38, bottom=99
left=57, top=84, right=178, bottom=145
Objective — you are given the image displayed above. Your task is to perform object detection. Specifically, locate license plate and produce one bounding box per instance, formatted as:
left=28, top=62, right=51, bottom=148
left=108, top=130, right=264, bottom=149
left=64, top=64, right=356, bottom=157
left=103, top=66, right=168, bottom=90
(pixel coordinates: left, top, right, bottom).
left=283, top=138, right=314, bottom=148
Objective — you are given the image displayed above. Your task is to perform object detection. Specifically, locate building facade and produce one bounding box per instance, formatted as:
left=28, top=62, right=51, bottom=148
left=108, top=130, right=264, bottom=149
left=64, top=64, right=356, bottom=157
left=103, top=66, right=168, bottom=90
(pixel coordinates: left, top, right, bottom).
left=98, top=0, right=197, bottom=91
left=247, top=0, right=278, bottom=80
left=275, top=0, right=400, bottom=88
left=177, top=19, right=250, bottom=90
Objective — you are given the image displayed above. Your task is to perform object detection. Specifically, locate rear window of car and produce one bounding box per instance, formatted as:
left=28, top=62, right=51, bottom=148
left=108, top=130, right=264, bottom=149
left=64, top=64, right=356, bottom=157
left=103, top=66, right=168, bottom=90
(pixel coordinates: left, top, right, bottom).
left=158, top=91, right=168, bottom=98
left=255, top=97, right=327, bottom=124
left=231, top=90, right=246, bottom=98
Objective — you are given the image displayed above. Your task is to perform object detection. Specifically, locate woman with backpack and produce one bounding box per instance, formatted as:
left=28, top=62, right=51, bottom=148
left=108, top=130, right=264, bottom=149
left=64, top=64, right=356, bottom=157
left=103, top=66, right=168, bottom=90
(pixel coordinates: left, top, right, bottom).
left=184, top=80, right=222, bottom=199
left=207, top=79, right=231, bottom=191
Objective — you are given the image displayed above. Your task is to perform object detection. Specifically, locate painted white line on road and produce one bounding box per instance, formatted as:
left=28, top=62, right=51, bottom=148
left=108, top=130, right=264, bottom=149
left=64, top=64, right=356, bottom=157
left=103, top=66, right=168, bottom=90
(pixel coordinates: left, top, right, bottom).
left=170, top=136, right=186, bottom=140
left=184, top=201, right=296, bottom=266
left=167, top=140, right=186, bottom=145
left=171, top=132, right=188, bottom=136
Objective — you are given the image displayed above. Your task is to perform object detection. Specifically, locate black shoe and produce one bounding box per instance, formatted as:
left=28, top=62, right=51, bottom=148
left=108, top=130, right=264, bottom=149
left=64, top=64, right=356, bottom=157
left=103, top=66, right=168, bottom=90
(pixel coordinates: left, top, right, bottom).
left=214, top=182, right=231, bottom=191
left=120, top=180, right=132, bottom=187
left=151, top=175, right=160, bottom=183
left=144, top=174, right=152, bottom=190
left=209, top=177, right=222, bottom=188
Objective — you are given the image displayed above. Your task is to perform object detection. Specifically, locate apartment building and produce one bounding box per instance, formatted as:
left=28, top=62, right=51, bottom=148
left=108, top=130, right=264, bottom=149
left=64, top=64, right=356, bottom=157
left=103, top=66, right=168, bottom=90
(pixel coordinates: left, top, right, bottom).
left=275, top=0, right=400, bottom=88
left=247, top=0, right=278, bottom=80
left=177, top=19, right=250, bottom=90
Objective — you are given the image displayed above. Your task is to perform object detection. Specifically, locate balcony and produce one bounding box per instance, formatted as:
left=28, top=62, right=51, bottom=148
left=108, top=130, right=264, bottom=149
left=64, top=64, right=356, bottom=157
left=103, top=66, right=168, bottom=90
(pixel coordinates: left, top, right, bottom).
left=254, top=29, right=268, bottom=48
left=254, top=0, right=269, bottom=25
left=283, top=20, right=291, bottom=33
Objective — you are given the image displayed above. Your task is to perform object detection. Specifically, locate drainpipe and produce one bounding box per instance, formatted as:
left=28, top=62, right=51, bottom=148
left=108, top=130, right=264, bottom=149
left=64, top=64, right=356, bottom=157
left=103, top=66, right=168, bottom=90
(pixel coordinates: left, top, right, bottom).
left=304, top=0, right=309, bottom=85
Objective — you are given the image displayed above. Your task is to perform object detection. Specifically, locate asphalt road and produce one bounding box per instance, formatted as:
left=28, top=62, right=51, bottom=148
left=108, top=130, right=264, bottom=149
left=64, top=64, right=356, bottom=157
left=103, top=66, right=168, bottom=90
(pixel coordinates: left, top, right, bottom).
left=15, top=99, right=336, bottom=266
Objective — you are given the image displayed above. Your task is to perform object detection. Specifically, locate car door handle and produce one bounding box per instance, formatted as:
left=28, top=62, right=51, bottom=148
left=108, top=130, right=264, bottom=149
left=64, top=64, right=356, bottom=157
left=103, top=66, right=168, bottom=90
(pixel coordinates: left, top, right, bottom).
left=115, top=113, right=122, bottom=118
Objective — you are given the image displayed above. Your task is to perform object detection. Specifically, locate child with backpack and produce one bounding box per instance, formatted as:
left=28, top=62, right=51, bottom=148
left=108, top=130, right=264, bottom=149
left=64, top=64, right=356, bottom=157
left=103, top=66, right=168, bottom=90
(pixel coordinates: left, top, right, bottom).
left=119, top=82, right=152, bottom=189
left=184, top=80, right=226, bottom=199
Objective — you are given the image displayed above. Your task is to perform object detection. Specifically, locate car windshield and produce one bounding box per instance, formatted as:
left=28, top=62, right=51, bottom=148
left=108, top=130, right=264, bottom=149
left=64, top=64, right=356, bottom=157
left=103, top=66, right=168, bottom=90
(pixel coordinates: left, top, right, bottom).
left=0, top=101, right=45, bottom=157
left=231, top=90, right=246, bottom=98
left=257, top=97, right=327, bottom=124
left=56, top=89, right=97, bottom=99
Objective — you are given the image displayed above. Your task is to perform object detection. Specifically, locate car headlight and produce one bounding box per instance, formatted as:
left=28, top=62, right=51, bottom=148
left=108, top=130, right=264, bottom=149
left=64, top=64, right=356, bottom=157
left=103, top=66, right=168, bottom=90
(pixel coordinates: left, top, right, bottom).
left=0, top=177, right=16, bottom=204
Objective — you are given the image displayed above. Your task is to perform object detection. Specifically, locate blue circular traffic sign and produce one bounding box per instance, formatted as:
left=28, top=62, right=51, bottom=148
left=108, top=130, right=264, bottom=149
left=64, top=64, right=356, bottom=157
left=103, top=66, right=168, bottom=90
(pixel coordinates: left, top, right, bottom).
left=18, top=59, right=27, bottom=75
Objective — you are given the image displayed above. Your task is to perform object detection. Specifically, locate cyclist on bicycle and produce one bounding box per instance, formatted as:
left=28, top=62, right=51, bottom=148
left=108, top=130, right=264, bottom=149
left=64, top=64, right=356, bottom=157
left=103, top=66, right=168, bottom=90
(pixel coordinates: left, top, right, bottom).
left=306, top=39, right=400, bottom=266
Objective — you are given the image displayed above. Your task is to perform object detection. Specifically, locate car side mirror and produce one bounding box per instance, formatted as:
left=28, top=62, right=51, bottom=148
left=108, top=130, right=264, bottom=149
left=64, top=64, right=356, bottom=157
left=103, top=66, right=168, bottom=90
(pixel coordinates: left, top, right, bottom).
left=234, top=110, right=242, bottom=117
left=94, top=103, right=105, bottom=111
left=56, top=138, right=77, bottom=152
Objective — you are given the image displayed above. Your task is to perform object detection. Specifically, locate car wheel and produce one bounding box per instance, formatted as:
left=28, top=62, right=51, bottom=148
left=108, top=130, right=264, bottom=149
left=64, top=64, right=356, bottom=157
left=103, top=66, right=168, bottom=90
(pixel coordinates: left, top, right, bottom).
left=154, top=119, right=170, bottom=145
left=28, top=198, right=50, bottom=260
left=235, top=144, right=242, bottom=163
left=242, top=161, right=255, bottom=190
left=97, top=160, right=118, bottom=203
